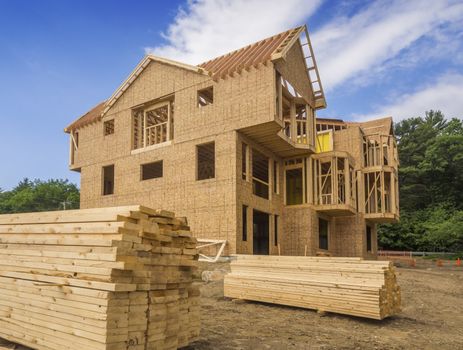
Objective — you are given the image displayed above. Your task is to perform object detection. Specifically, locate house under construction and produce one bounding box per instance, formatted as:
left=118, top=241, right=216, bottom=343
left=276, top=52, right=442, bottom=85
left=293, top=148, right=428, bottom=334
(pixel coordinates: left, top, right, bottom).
left=65, top=25, right=399, bottom=258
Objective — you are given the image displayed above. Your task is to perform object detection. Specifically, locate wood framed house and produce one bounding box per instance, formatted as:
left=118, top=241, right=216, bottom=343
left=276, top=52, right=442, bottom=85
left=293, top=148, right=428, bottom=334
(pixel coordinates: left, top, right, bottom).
left=65, top=25, right=399, bottom=258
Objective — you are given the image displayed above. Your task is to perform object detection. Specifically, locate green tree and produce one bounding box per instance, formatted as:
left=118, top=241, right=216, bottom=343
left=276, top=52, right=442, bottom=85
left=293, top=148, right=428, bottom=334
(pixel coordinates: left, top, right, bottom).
left=0, top=179, right=80, bottom=214
left=379, top=110, right=463, bottom=252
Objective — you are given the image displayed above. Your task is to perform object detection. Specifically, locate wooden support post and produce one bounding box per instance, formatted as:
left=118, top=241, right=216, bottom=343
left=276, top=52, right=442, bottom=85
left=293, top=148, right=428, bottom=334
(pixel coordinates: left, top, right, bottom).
left=332, top=158, right=337, bottom=205
left=390, top=171, right=396, bottom=215
left=290, top=100, right=297, bottom=142
left=302, top=159, right=306, bottom=204
left=283, top=165, right=287, bottom=205
left=311, top=107, right=316, bottom=147
left=307, top=157, right=313, bottom=204
left=317, top=160, right=322, bottom=205
left=143, top=111, right=147, bottom=148
left=276, top=74, right=283, bottom=120
left=305, top=104, right=310, bottom=145
left=381, top=171, right=385, bottom=214
left=379, top=136, right=384, bottom=165
left=167, top=102, right=171, bottom=141
left=69, top=134, right=74, bottom=166
left=269, top=157, right=273, bottom=201
left=344, top=158, right=351, bottom=206
left=358, top=170, right=365, bottom=213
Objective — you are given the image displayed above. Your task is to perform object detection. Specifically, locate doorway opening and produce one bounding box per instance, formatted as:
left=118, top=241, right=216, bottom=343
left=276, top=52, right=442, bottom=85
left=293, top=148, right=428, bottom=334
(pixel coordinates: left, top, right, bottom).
left=253, top=210, right=270, bottom=255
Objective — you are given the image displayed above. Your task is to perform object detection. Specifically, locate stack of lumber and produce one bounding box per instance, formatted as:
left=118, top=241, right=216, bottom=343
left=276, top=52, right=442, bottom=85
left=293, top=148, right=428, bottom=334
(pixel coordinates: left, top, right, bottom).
left=224, top=255, right=401, bottom=320
left=0, top=205, right=200, bottom=350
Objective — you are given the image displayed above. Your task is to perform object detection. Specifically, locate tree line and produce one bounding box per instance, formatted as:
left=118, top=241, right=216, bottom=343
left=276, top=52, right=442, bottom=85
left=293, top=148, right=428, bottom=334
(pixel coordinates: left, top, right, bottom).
left=0, top=179, right=79, bottom=213
left=378, top=111, right=463, bottom=252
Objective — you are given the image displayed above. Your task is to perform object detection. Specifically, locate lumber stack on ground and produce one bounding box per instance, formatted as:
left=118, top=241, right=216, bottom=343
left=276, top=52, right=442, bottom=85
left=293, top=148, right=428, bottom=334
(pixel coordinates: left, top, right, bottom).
left=0, top=205, right=200, bottom=350
left=224, top=255, right=401, bottom=320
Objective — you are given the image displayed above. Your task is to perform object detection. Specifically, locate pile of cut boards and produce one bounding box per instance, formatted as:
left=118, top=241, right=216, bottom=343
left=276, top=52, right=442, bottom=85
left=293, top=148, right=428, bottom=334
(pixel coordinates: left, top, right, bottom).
left=224, top=255, right=401, bottom=320
left=0, top=205, right=200, bottom=350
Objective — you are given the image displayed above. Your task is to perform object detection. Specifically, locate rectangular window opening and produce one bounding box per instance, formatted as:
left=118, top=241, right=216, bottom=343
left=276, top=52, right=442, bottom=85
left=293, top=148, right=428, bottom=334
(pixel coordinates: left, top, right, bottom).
left=366, top=225, right=372, bottom=252
left=102, top=165, right=114, bottom=196
left=242, top=143, right=247, bottom=180
left=273, top=161, right=278, bottom=193
left=197, top=142, right=215, bottom=180
left=286, top=168, right=303, bottom=205
left=242, top=205, right=248, bottom=242
left=319, top=217, right=329, bottom=250
left=253, top=210, right=270, bottom=255
left=104, top=119, right=115, bottom=136
left=198, top=86, right=213, bottom=107
left=141, top=161, right=163, bottom=180
left=252, top=149, right=269, bottom=199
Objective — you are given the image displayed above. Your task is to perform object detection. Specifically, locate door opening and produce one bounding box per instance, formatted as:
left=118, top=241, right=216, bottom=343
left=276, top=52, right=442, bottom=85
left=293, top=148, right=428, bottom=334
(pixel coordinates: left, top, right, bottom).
left=253, top=210, right=270, bottom=255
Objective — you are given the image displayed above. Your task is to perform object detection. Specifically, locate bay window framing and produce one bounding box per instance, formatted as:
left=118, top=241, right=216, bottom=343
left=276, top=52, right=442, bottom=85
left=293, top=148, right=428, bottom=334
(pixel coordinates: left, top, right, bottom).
left=276, top=72, right=315, bottom=148
left=312, top=153, right=356, bottom=208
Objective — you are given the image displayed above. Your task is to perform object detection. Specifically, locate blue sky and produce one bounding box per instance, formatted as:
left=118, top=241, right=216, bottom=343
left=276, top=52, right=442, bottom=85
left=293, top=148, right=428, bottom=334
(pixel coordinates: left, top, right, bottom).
left=0, top=0, right=462, bottom=190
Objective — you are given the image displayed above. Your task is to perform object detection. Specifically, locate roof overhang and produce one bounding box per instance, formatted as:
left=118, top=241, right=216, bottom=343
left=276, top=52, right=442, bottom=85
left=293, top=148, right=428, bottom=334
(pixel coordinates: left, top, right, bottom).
left=65, top=25, right=327, bottom=133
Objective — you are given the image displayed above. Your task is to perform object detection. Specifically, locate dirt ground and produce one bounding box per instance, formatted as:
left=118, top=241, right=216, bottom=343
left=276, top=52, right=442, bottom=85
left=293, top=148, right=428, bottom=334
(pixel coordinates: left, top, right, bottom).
left=1, top=259, right=462, bottom=350
left=188, top=259, right=463, bottom=350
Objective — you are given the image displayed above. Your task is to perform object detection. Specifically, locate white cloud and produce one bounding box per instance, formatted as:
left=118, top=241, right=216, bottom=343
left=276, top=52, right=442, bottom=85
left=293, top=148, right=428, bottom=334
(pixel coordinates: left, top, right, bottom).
left=354, top=74, right=463, bottom=121
left=145, top=0, right=323, bottom=64
left=145, top=0, right=463, bottom=122
left=312, top=0, right=463, bottom=91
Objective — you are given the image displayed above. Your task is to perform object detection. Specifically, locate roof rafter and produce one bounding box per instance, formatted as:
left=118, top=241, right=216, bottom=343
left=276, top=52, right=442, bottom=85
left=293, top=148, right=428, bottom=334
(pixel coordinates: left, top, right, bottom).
left=66, top=25, right=327, bottom=132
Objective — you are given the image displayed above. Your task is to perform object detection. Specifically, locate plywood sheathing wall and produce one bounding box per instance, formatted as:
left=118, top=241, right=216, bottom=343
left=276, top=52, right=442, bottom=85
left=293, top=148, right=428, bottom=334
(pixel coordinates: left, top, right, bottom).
left=74, top=61, right=275, bottom=256
left=67, top=32, right=396, bottom=258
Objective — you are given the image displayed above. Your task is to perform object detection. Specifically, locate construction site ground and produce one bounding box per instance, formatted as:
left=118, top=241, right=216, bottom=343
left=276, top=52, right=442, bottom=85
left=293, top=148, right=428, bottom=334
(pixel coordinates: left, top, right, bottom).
left=1, top=258, right=462, bottom=350
left=189, top=258, right=463, bottom=350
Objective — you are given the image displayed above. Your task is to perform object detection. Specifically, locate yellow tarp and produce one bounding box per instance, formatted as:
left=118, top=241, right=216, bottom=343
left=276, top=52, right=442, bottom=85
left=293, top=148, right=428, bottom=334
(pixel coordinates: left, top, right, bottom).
left=316, top=131, right=333, bottom=153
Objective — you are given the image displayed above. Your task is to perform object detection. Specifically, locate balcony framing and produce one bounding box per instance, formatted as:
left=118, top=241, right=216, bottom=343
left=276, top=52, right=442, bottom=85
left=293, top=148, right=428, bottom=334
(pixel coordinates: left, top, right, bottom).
left=311, top=151, right=357, bottom=216
left=360, top=166, right=399, bottom=223
left=276, top=73, right=316, bottom=152
left=363, top=133, right=398, bottom=168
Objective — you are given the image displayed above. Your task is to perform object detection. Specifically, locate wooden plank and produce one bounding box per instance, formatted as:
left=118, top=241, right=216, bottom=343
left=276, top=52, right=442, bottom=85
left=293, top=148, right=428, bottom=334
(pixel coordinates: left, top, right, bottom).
left=0, top=206, right=142, bottom=225
left=0, top=221, right=136, bottom=234
left=0, top=234, right=140, bottom=246
left=0, top=271, right=136, bottom=291
left=224, top=255, right=400, bottom=320
left=0, top=205, right=200, bottom=350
